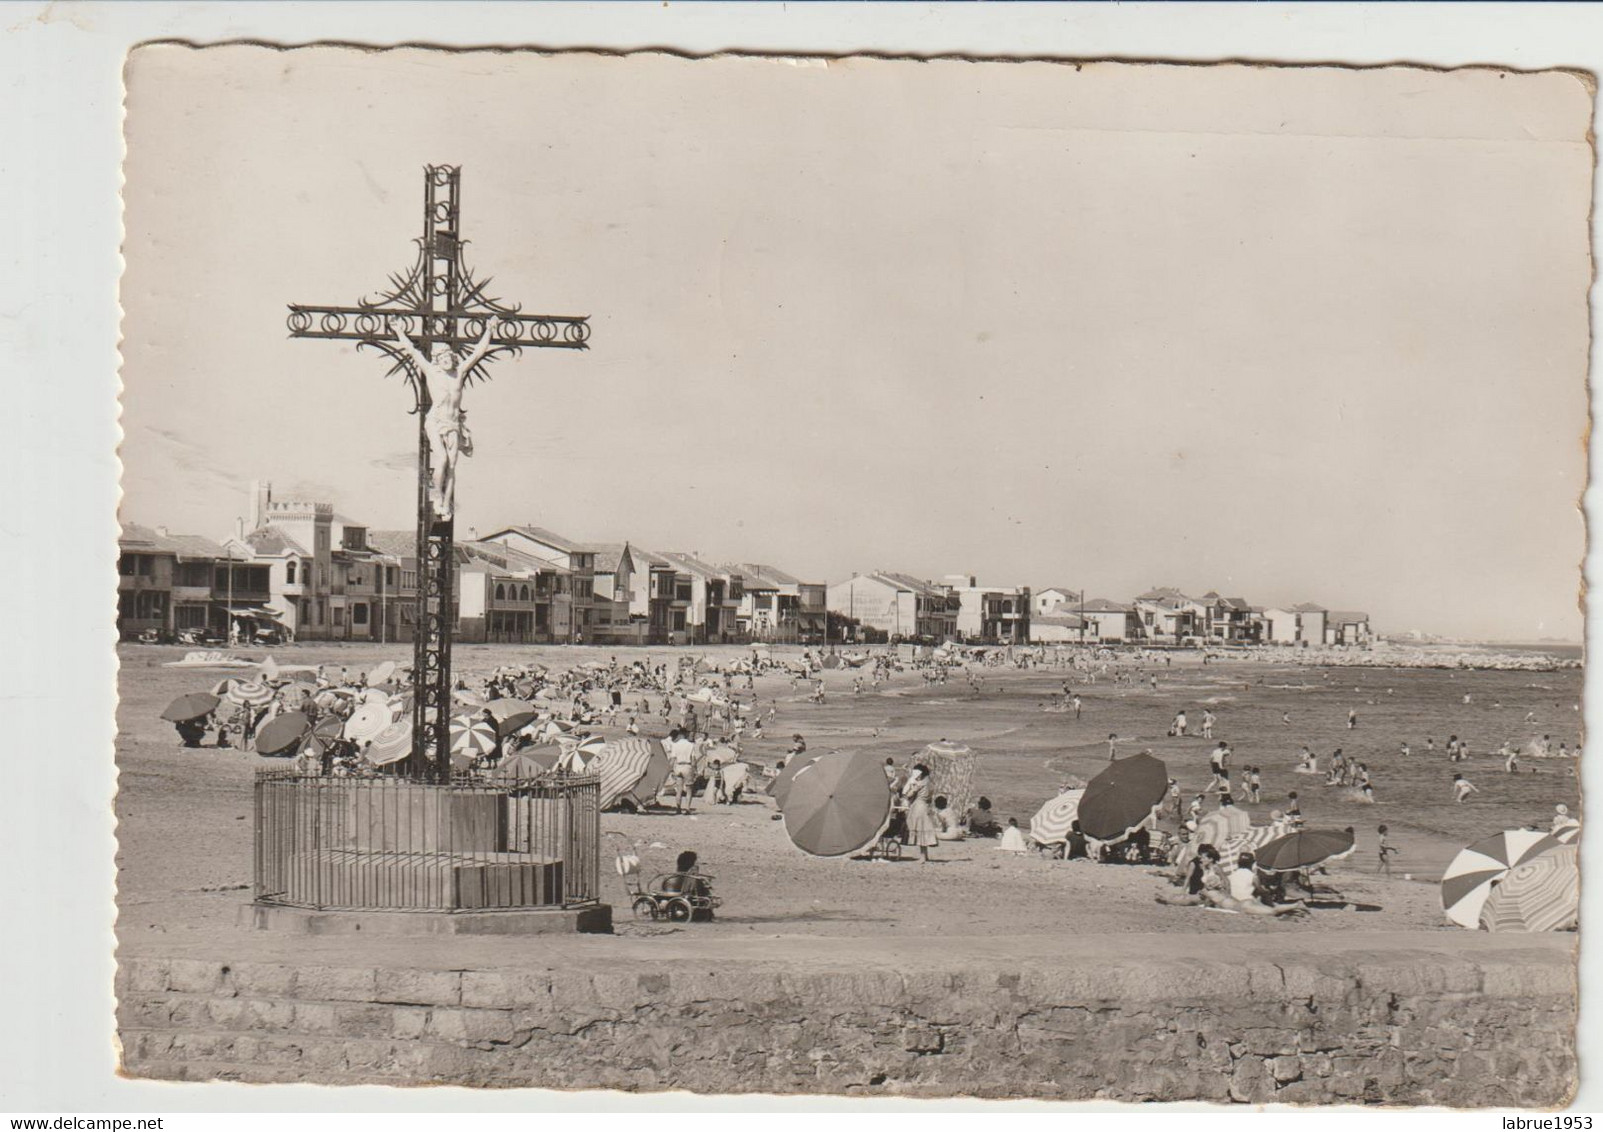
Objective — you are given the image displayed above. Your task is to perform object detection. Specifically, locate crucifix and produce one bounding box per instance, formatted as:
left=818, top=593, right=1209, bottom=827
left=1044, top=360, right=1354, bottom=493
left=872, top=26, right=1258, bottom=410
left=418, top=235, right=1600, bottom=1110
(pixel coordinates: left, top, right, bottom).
left=287, top=165, right=591, bottom=780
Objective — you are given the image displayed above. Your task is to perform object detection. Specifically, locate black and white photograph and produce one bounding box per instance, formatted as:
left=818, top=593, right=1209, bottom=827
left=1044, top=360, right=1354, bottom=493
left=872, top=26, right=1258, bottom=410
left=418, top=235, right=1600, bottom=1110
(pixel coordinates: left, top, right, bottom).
left=6, top=6, right=1601, bottom=1119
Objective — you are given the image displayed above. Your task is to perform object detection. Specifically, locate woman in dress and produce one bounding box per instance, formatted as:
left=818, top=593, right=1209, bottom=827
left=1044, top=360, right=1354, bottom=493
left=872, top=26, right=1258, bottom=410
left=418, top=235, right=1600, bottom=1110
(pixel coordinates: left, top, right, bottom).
left=901, top=762, right=940, bottom=862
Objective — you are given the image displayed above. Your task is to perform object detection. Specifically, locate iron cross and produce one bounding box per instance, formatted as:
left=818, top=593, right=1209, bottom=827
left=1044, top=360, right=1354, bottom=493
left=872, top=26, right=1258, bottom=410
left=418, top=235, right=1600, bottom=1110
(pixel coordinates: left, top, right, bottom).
left=286, top=164, right=592, bottom=780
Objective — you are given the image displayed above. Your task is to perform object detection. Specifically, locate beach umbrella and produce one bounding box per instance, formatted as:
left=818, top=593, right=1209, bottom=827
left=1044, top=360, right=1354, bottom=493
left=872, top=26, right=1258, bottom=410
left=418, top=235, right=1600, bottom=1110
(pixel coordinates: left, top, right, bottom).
left=769, top=753, right=822, bottom=809
left=367, top=660, right=397, bottom=686
left=1479, top=844, right=1579, bottom=933
left=362, top=720, right=413, bottom=766
left=1441, top=829, right=1567, bottom=929
left=1254, top=828, right=1357, bottom=873
left=1076, top=753, right=1169, bottom=842
left=224, top=679, right=275, bottom=708
left=623, top=741, right=672, bottom=807
left=781, top=749, right=894, bottom=858
left=454, top=689, right=486, bottom=708
left=1029, top=789, right=1085, bottom=846
left=554, top=733, right=606, bottom=772
left=359, top=688, right=390, bottom=705
left=343, top=702, right=395, bottom=745
left=450, top=714, right=499, bottom=760
left=1552, top=822, right=1581, bottom=845
left=260, top=656, right=281, bottom=682
left=160, top=691, right=220, bottom=723
left=492, top=751, right=555, bottom=780
left=1217, top=821, right=1295, bottom=861
left=589, top=738, right=658, bottom=810
left=493, top=710, right=540, bottom=738
left=282, top=681, right=319, bottom=701
left=821, top=655, right=842, bottom=670
left=255, top=711, right=311, bottom=756
left=514, top=679, right=537, bottom=699
left=485, top=697, right=537, bottom=720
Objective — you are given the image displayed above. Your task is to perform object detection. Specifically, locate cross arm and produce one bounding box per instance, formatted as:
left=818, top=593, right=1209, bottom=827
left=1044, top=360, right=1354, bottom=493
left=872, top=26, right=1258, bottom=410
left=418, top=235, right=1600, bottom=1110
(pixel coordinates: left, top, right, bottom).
left=286, top=304, right=590, bottom=350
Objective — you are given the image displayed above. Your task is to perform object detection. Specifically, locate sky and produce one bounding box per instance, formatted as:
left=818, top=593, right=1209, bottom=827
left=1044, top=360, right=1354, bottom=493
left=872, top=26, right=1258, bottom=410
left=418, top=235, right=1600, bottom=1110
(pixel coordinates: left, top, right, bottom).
left=119, top=48, right=1592, bottom=641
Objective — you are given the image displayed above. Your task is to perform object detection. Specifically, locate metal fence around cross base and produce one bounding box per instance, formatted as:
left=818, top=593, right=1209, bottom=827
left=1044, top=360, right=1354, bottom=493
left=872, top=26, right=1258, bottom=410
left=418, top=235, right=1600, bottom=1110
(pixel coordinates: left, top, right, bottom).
left=252, top=769, right=601, bottom=912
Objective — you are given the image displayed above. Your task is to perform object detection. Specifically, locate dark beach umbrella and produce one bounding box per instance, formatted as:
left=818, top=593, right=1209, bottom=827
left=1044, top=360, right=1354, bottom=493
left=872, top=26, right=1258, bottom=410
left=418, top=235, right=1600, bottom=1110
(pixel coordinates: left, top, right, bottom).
left=1076, top=752, right=1169, bottom=842
left=255, top=711, right=311, bottom=756
left=161, top=692, right=220, bottom=723
left=781, top=749, right=894, bottom=858
left=769, top=753, right=822, bottom=809
left=1254, top=828, right=1357, bottom=873
left=493, top=710, right=540, bottom=738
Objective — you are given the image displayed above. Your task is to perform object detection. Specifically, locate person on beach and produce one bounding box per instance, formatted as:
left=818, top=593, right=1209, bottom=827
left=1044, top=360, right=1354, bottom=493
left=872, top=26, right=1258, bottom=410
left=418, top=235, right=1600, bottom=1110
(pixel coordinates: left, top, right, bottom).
left=1287, top=791, right=1303, bottom=825
left=1425, top=737, right=1435, bottom=757
left=966, top=797, right=1000, bottom=837
left=667, top=728, right=698, bottom=813
left=1451, top=773, right=1479, bottom=803
left=1210, top=741, right=1231, bottom=776
left=1107, top=733, right=1120, bottom=760
left=1376, top=825, right=1398, bottom=876
left=1247, top=766, right=1263, bottom=804
left=998, top=818, right=1029, bottom=854
left=932, top=796, right=964, bottom=841
left=1505, top=745, right=1520, bottom=774
left=1171, top=709, right=1188, bottom=738
left=1347, top=708, right=1359, bottom=730
left=901, top=763, right=940, bottom=863
left=1551, top=805, right=1580, bottom=838
left=1399, top=741, right=1411, bottom=758
left=1201, top=710, right=1216, bottom=739
left=1295, top=747, right=1317, bottom=774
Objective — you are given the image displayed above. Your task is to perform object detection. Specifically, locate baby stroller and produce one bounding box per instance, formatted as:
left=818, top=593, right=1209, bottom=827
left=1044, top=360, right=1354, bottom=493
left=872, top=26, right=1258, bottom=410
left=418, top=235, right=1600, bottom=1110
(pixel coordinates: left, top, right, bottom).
left=608, top=833, right=722, bottom=923
left=866, top=805, right=907, bottom=860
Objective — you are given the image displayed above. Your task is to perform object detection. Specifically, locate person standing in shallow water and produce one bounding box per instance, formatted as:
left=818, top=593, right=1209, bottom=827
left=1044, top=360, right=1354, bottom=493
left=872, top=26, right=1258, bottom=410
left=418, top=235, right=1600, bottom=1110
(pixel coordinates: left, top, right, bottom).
left=900, top=763, right=940, bottom=863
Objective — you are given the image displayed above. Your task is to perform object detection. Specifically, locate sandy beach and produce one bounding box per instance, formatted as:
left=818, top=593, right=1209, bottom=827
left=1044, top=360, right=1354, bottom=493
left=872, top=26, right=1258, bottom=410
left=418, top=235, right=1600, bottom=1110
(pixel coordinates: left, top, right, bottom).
left=114, top=643, right=1581, bottom=953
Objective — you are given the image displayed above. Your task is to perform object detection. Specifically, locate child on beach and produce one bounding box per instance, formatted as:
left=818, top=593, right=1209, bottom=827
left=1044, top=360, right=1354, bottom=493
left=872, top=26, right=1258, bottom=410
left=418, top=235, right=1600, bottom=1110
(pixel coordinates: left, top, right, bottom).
left=1504, top=746, right=1520, bottom=774
left=1287, top=791, right=1303, bottom=825
left=1377, top=825, right=1398, bottom=876
left=1247, top=766, right=1263, bottom=804
left=1451, top=773, right=1479, bottom=803
left=1108, top=733, right=1119, bottom=760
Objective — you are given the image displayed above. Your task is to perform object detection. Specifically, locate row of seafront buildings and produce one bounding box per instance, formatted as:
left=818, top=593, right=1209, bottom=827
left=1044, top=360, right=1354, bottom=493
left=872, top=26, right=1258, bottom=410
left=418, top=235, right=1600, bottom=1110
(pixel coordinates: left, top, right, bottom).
left=118, top=483, right=1370, bottom=648
left=826, top=577, right=1372, bottom=648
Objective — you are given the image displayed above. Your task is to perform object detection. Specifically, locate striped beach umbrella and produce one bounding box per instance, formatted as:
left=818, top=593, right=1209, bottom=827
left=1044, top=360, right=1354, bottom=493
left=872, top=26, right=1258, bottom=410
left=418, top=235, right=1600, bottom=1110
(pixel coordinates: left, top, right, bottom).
left=450, top=714, right=499, bottom=760
left=1553, top=822, right=1581, bottom=845
left=343, top=702, right=395, bottom=745
left=553, top=733, right=606, bottom=772
left=224, top=679, right=275, bottom=708
left=624, top=741, right=672, bottom=807
left=364, top=720, right=413, bottom=766
left=1441, top=829, right=1565, bottom=929
left=1217, top=821, right=1295, bottom=860
left=1479, top=844, right=1579, bottom=933
left=1029, top=789, right=1085, bottom=847
left=589, top=738, right=657, bottom=810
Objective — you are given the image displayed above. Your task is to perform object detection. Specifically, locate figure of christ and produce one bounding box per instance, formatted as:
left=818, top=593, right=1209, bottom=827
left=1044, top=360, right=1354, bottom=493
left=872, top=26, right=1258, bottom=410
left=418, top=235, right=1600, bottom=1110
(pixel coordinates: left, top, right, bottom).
left=392, top=323, right=496, bottom=519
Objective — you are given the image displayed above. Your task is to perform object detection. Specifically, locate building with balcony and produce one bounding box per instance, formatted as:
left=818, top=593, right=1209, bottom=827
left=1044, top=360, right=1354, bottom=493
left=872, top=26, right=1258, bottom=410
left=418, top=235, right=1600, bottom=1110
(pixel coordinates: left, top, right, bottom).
left=655, top=551, right=743, bottom=643
left=827, top=572, right=959, bottom=643
left=479, top=525, right=600, bottom=643
left=944, top=576, right=1032, bottom=644
left=725, top=563, right=827, bottom=644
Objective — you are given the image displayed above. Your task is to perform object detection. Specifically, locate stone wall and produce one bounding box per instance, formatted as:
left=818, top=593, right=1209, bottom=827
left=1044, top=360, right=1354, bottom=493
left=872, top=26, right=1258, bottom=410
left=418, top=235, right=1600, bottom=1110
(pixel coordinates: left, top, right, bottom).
left=115, top=951, right=1575, bottom=1105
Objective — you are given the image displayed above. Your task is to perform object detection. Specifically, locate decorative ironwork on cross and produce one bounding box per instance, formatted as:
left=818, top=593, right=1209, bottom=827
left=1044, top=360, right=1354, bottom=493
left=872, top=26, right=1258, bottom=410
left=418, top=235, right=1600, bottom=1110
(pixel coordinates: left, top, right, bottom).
left=287, top=165, right=591, bottom=780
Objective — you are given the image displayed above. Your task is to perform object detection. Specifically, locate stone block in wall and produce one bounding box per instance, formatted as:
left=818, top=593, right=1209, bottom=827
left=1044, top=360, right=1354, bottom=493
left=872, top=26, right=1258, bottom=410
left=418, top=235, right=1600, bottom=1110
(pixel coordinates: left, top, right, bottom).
left=228, top=962, right=298, bottom=997
left=424, top=1007, right=516, bottom=1044
left=166, top=959, right=223, bottom=994
left=375, top=968, right=461, bottom=1007
left=334, top=1002, right=395, bottom=1039
left=293, top=966, right=378, bottom=1002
